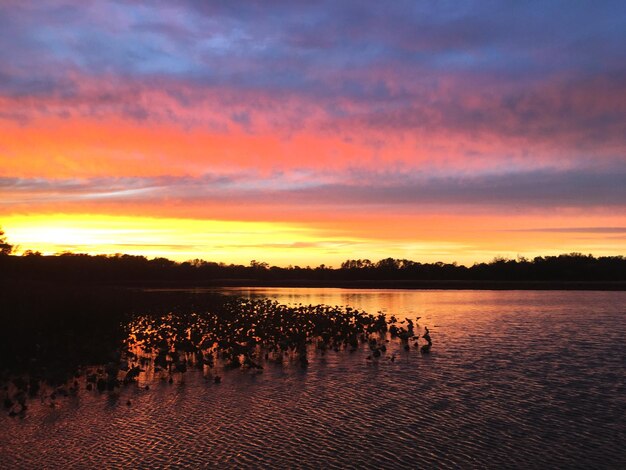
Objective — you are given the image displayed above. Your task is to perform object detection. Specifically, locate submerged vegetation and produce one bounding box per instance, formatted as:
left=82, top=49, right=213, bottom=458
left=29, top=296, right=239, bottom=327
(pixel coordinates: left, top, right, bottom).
left=0, top=285, right=429, bottom=416
left=127, top=298, right=426, bottom=376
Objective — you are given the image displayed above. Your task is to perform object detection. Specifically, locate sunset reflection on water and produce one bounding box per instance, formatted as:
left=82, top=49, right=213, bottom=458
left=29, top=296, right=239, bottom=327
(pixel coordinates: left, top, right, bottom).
left=1, top=289, right=625, bottom=468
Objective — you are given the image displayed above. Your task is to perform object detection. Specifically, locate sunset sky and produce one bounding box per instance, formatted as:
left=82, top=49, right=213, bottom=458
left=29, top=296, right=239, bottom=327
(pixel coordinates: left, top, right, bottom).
left=1, top=1, right=625, bottom=266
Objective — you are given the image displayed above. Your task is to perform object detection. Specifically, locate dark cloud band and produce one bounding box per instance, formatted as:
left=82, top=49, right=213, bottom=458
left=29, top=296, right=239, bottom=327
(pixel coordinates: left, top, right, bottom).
left=2, top=165, right=625, bottom=209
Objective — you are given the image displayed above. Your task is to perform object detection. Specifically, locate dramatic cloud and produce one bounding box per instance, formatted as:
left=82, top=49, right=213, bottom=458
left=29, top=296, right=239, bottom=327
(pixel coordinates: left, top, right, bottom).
left=1, top=0, right=624, bottom=263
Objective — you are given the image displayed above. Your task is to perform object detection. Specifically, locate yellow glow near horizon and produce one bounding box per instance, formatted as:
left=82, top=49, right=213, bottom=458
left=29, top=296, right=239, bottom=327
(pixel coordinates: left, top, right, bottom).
left=3, top=213, right=624, bottom=267
left=2, top=213, right=475, bottom=267
left=3, top=214, right=322, bottom=264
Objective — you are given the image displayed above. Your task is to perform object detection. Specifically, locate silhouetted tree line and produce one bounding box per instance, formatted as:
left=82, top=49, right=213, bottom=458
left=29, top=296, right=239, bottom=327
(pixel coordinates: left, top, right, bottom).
left=0, top=227, right=13, bottom=256
left=1, top=251, right=625, bottom=283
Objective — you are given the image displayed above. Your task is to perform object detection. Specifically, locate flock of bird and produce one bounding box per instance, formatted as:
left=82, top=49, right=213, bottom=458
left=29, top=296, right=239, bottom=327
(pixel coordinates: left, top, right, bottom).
left=2, top=298, right=433, bottom=417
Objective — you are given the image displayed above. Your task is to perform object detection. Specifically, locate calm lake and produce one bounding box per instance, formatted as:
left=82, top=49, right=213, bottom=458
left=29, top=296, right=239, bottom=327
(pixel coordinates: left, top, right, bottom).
left=1, top=288, right=625, bottom=468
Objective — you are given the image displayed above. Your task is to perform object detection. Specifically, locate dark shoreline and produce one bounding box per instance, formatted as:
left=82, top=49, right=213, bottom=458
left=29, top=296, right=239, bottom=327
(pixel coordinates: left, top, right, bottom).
left=3, top=253, right=624, bottom=291
left=117, top=279, right=626, bottom=291
left=5, top=278, right=626, bottom=293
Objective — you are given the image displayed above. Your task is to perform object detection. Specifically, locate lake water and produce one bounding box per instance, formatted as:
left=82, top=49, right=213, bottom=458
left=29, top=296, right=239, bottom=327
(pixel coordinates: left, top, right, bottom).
left=1, top=289, right=625, bottom=468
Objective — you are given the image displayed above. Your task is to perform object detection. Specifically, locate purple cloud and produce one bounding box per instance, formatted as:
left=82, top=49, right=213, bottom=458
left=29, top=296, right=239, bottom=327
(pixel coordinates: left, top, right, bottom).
left=2, top=164, right=625, bottom=209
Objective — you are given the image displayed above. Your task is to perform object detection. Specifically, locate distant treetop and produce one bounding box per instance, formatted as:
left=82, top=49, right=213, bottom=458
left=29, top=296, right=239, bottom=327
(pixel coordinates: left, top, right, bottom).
left=0, top=227, right=14, bottom=255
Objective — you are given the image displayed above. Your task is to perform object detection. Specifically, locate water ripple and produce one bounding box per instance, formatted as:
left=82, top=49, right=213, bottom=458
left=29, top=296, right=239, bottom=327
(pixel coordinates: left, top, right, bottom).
left=1, top=290, right=626, bottom=469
